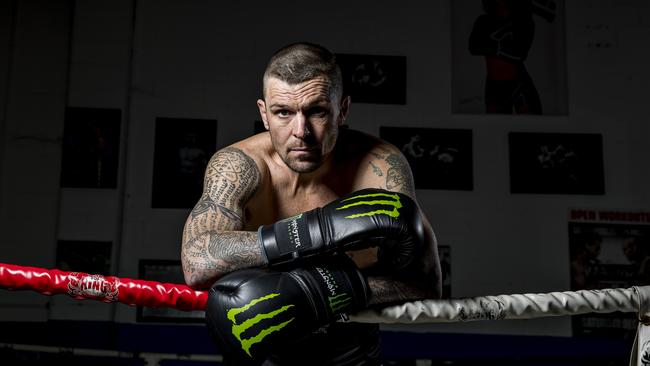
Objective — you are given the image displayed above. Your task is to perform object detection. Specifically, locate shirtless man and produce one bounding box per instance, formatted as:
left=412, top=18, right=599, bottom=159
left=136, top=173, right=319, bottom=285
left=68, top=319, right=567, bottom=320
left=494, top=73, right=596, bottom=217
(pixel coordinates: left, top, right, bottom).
left=181, top=42, right=441, bottom=365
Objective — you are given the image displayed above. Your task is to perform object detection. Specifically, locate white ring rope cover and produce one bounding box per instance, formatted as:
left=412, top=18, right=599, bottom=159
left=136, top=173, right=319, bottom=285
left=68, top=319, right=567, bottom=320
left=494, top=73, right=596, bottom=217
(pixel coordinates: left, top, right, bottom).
left=350, top=286, right=650, bottom=366
left=350, top=286, right=650, bottom=324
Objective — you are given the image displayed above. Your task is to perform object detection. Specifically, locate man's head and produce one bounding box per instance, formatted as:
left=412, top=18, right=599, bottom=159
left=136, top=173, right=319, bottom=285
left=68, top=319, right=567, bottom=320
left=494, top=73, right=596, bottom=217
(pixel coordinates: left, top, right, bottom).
left=582, top=232, right=602, bottom=259
left=623, top=236, right=649, bottom=262
left=257, top=42, right=350, bottom=174
left=262, top=42, right=343, bottom=102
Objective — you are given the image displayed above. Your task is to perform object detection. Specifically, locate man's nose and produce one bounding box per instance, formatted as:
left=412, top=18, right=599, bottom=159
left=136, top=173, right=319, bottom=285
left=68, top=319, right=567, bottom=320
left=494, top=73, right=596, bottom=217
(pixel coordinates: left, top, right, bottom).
left=292, top=113, right=311, bottom=138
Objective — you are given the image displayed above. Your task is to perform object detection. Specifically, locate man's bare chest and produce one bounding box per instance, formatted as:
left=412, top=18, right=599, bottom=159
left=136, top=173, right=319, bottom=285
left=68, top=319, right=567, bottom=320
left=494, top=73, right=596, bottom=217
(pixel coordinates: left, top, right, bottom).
left=244, top=185, right=341, bottom=229
left=242, top=181, right=379, bottom=269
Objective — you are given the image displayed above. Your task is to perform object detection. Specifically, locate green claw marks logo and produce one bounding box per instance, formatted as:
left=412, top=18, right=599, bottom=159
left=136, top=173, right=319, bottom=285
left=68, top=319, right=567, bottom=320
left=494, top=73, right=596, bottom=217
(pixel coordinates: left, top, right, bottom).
left=336, top=191, right=402, bottom=219
left=328, top=293, right=352, bottom=313
left=316, top=266, right=352, bottom=314
left=227, top=293, right=295, bottom=357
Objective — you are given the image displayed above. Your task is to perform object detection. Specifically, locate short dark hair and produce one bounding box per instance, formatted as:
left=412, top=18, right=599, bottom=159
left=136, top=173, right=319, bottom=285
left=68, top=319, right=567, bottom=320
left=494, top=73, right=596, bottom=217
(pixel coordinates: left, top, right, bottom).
left=262, top=42, right=343, bottom=100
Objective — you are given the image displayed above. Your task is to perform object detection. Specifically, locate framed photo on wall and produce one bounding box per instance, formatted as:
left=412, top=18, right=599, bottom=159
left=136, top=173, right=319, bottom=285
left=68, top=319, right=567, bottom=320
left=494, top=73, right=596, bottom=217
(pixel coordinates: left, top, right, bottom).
left=450, top=0, right=568, bottom=115
left=336, top=53, right=406, bottom=104
left=568, top=219, right=650, bottom=339
left=60, top=107, right=121, bottom=188
left=151, top=117, right=217, bottom=208
left=137, top=259, right=204, bottom=323
left=509, top=132, right=604, bottom=194
left=379, top=127, right=473, bottom=190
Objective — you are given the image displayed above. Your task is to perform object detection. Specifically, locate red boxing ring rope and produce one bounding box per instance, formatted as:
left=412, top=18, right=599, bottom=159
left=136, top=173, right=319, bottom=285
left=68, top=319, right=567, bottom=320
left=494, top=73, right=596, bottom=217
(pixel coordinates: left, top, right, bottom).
left=0, top=262, right=207, bottom=311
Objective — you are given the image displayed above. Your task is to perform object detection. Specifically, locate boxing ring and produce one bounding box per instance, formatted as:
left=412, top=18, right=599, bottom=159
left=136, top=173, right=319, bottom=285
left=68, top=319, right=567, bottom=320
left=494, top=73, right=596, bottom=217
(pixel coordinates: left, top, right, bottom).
left=1, top=262, right=649, bottom=365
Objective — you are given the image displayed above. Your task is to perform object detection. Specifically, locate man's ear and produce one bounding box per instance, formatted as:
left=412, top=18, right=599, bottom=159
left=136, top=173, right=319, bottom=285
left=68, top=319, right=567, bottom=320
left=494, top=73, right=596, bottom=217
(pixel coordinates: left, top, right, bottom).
left=257, top=99, right=269, bottom=130
left=338, top=95, right=351, bottom=126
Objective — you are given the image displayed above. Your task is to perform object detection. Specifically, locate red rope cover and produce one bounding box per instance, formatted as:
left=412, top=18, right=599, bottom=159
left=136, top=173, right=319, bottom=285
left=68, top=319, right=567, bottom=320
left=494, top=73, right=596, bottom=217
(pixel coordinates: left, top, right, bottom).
left=0, top=263, right=207, bottom=311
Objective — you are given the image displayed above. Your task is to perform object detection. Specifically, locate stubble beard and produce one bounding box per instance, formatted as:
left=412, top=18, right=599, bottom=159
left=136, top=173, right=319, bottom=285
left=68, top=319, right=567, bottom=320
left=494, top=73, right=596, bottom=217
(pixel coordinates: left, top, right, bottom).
left=283, top=153, right=322, bottom=173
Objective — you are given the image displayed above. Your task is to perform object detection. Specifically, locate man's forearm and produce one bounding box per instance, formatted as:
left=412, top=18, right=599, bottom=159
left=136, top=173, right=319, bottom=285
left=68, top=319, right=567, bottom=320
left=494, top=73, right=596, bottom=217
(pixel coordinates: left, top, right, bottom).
left=182, top=230, right=264, bottom=289
left=367, top=276, right=439, bottom=305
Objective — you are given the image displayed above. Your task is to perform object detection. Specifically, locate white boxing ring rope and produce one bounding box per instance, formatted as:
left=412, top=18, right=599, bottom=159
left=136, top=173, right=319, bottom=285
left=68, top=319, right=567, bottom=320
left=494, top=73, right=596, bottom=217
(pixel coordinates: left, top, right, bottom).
left=351, top=286, right=648, bottom=323
left=350, top=285, right=650, bottom=366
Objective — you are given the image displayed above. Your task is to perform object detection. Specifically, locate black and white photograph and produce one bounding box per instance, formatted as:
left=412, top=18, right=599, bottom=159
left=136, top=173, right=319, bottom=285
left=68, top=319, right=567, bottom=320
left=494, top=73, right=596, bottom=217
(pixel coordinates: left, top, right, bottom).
left=151, top=117, right=217, bottom=208
left=509, top=132, right=604, bottom=194
left=380, top=127, right=473, bottom=190
left=336, top=53, right=407, bottom=104
left=60, top=107, right=121, bottom=188
left=1, top=2, right=648, bottom=364
left=569, top=220, right=650, bottom=339
left=450, top=0, right=568, bottom=115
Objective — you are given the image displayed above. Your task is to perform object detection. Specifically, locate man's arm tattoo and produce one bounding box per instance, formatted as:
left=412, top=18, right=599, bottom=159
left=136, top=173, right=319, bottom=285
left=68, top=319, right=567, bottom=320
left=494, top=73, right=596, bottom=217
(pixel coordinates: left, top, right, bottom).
left=191, top=195, right=218, bottom=218
left=204, top=147, right=260, bottom=219
left=182, top=230, right=262, bottom=288
left=208, top=231, right=261, bottom=270
left=185, top=147, right=260, bottom=236
left=191, top=194, right=243, bottom=223
left=182, top=147, right=262, bottom=286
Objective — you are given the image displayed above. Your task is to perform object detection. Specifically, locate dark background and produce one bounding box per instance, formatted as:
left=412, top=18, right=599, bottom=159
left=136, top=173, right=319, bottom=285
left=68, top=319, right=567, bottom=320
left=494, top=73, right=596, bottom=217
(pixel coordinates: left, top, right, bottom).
left=0, top=0, right=648, bottom=364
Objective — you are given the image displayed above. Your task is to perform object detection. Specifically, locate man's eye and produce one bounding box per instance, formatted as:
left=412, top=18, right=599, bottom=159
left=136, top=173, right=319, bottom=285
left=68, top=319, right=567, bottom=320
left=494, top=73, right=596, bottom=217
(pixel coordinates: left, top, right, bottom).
left=275, top=110, right=291, bottom=117
left=309, top=108, right=328, bottom=118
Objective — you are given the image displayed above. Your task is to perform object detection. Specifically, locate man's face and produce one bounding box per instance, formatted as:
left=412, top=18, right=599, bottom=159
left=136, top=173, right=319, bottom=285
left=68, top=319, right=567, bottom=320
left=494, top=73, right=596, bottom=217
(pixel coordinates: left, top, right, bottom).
left=622, top=238, right=638, bottom=261
left=257, top=76, right=349, bottom=173
left=585, top=239, right=601, bottom=258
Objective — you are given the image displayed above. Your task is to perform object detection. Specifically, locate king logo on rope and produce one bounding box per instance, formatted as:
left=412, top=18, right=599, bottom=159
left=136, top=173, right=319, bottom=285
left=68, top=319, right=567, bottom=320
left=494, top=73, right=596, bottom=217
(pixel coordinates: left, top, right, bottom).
left=67, top=273, right=119, bottom=302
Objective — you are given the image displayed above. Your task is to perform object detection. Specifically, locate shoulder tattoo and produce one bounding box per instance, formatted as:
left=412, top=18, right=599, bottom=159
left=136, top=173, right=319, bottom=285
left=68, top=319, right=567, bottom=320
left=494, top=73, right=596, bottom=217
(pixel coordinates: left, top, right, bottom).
left=189, top=147, right=261, bottom=228
left=384, top=152, right=415, bottom=195
left=369, top=161, right=383, bottom=177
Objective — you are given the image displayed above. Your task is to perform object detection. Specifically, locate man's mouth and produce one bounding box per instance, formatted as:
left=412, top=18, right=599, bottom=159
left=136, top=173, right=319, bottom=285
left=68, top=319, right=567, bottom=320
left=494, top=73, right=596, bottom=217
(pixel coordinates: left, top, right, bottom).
left=290, top=146, right=316, bottom=152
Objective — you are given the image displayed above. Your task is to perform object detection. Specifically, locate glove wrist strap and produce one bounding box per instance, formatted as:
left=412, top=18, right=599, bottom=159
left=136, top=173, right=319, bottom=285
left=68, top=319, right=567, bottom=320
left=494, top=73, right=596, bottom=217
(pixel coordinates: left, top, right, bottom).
left=259, top=211, right=318, bottom=266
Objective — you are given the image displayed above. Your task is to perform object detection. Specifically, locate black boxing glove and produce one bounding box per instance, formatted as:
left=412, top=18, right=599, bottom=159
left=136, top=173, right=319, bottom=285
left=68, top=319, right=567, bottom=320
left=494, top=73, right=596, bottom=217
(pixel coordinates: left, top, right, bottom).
left=205, top=256, right=369, bottom=364
left=257, top=188, right=425, bottom=271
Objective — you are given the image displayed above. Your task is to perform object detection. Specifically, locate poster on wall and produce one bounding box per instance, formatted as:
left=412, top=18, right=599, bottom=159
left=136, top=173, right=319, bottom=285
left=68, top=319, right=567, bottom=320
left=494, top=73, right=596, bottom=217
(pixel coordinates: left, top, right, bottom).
left=336, top=53, right=406, bottom=104
left=151, top=118, right=217, bottom=208
left=56, top=240, right=112, bottom=276
left=379, top=127, right=473, bottom=190
left=509, top=132, right=604, bottom=194
left=568, top=209, right=650, bottom=339
left=60, top=107, right=121, bottom=188
left=450, top=0, right=568, bottom=115
left=137, top=259, right=204, bottom=322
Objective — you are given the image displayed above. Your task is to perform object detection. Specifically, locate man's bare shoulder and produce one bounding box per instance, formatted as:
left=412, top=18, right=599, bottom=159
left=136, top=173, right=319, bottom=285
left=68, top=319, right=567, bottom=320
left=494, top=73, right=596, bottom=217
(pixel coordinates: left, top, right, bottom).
left=200, top=133, right=272, bottom=201
left=338, top=129, right=416, bottom=196
left=213, top=132, right=273, bottom=175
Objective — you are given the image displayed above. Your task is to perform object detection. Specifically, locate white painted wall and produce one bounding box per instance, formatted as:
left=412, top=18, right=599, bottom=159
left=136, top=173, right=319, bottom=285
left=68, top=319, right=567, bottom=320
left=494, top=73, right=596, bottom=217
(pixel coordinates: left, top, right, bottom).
left=1, top=0, right=649, bottom=339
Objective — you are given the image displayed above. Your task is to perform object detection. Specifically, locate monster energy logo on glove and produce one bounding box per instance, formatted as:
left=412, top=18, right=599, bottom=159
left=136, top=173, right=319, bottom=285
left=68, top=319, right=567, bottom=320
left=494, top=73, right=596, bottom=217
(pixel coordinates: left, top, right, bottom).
left=227, top=293, right=295, bottom=357
left=328, top=293, right=351, bottom=313
left=336, top=191, right=402, bottom=219
left=316, top=267, right=352, bottom=313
